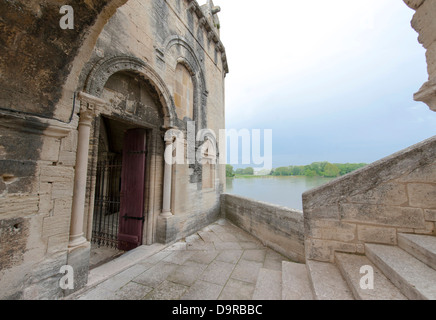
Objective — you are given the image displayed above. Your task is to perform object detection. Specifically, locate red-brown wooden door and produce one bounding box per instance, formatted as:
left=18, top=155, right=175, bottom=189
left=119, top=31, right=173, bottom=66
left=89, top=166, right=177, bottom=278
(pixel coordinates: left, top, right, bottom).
left=118, top=129, right=147, bottom=251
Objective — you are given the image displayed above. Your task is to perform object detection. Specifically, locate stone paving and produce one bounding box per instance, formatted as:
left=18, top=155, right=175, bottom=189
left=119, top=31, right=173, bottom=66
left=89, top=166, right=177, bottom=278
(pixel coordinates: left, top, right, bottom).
left=73, top=219, right=291, bottom=300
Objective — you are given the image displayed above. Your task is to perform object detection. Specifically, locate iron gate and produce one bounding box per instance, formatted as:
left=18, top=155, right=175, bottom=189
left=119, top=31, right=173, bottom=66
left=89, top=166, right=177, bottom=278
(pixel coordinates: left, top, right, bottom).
left=92, top=158, right=122, bottom=248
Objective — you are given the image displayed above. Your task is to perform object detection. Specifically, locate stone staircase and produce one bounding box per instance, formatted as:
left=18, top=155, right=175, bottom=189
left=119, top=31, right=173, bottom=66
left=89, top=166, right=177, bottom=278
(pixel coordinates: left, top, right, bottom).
left=257, top=233, right=436, bottom=300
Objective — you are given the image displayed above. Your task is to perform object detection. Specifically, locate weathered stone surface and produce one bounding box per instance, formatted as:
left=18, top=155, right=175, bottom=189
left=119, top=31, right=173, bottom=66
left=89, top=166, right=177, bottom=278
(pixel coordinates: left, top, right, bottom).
left=411, top=0, right=436, bottom=48
left=0, top=195, right=39, bottom=219
left=281, top=261, right=313, bottom=300
left=252, top=268, right=282, bottom=300
left=403, top=0, right=424, bottom=10
left=40, top=137, right=61, bottom=162
left=304, top=137, right=436, bottom=263
left=408, top=183, right=436, bottom=208
left=114, top=282, right=153, bottom=300
left=180, top=280, right=223, bottom=300
left=348, top=183, right=408, bottom=206
left=167, top=261, right=207, bottom=287
left=132, top=262, right=179, bottom=289
left=1, top=0, right=229, bottom=301
left=223, top=194, right=305, bottom=262
left=0, top=217, right=29, bottom=270
left=335, top=253, right=407, bottom=300
left=308, top=220, right=356, bottom=243
left=219, top=279, right=256, bottom=300
left=425, top=209, right=436, bottom=222
left=414, top=221, right=435, bottom=235
left=42, top=214, right=70, bottom=239
left=200, top=260, right=235, bottom=285
left=305, top=238, right=357, bottom=263
left=340, top=203, right=425, bottom=229
left=398, top=233, right=436, bottom=270
left=144, top=280, right=188, bottom=300
left=357, top=225, right=397, bottom=245
left=306, top=260, right=354, bottom=300
left=366, top=243, right=436, bottom=300
left=398, top=163, right=436, bottom=183
left=65, top=245, right=91, bottom=296
left=231, top=260, right=264, bottom=284
left=215, top=250, right=243, bottom=264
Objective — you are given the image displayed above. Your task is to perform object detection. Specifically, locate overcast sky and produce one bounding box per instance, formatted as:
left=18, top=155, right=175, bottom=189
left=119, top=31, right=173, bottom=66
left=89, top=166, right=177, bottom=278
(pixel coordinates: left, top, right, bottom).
left=208, top=0, right=436, bottom=168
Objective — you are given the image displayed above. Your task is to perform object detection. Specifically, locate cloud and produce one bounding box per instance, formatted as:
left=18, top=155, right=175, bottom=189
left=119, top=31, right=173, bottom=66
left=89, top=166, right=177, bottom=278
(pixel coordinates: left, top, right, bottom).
left=215, top=0, right=433, bottom=166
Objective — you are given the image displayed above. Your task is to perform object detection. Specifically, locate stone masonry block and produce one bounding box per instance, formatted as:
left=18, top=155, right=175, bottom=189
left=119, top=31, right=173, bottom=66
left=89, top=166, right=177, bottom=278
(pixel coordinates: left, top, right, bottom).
left=303, top=205, right=340, bottom=221
left=408, top=183, right=436, bottom=208
left=40, top=137, right=61, bottom=162
left=414, top=221, right=435, bottom=235
left=47, top=233, right=69, bottom=254
left=0, top=195, right=39, bottom=219
left=305, top=238, right=356, bottom=263
left=40, top=166, right=74, bottom=183
left=308, top=220, right=356, bottom=243
left=53, top=198, right=73, bottom=216
left=425, top=209, right=436, bottom=221
left=42, top=214, right=70, bottom=239
left=58, top=151, right=77, bottom=167
left=357, top=225, right=397, bottom=245
left=398, top=163, right=436, bottom=183
left=348, top=182, right=408, bottom=206
left=60, top=130, right=78, bottom=153
left=340, top=203, right=426, bottom=229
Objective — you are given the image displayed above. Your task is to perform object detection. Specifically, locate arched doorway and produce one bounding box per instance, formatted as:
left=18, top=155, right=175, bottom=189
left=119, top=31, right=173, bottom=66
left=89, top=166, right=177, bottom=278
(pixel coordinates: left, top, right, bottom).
left=83, top=58, right=175, bottom=267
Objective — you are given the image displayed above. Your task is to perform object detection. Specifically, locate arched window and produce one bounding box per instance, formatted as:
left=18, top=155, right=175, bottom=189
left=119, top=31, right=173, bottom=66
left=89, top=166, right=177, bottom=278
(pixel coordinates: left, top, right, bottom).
left=174, top=64, right=194, bottom=120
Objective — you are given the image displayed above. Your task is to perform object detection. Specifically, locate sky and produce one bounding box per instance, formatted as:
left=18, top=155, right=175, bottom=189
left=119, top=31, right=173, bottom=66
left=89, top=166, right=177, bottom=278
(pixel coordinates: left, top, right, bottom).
left=204, top=0, right=436, bottom=169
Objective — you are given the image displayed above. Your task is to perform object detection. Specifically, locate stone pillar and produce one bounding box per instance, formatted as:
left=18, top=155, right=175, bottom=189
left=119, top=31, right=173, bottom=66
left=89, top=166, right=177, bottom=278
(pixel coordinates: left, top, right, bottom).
left=161, top=137, right=174, bottom=218
left=68, top=92, right=106, bottom=250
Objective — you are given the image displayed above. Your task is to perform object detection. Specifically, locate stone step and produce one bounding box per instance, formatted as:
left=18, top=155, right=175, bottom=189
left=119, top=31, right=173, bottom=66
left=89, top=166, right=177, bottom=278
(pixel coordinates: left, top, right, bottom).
left=306, top=260, right=354, bottom=300
left=335, top=252, right=407, bottom=300
left=398, top=233, right=436, bottom=271
left=252, top=268, right=282, bottom=300
left=365, top=244, right=436, bottom=300
left=281, top=261, right=313, bottom=300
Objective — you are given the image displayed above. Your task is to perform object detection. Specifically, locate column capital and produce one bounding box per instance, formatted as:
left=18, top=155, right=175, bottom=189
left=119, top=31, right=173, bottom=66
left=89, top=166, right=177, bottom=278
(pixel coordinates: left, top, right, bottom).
left=77, top=91, right=107, bottom=123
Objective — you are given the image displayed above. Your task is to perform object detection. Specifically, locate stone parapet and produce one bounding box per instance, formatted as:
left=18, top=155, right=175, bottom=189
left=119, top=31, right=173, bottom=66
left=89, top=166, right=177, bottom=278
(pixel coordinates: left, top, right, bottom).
left=221, top=194, right=305, bottom=263
left=303, top=135, right=436, bottom=263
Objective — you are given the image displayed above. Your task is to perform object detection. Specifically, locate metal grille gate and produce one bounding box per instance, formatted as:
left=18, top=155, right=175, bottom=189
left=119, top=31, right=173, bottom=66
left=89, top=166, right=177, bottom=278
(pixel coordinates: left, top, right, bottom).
left=92, top=157, right=122, bottom=248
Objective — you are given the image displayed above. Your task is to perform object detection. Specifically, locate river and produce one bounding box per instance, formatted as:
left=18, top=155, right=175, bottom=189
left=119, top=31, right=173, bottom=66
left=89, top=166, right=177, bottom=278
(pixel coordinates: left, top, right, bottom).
left=225, top=176, right=337, bottom=211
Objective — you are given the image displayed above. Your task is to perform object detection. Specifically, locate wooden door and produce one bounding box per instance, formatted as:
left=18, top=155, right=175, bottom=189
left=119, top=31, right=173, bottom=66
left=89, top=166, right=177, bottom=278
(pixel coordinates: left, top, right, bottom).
left=118, top=128, right=147, bottom=251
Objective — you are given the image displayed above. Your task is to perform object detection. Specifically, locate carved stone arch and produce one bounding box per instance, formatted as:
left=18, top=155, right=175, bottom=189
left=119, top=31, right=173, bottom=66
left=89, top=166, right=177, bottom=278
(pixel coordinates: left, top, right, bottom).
left=84, top=55, right=177, bottom=128
left=164, top=36, right=209, bottom=128
left=197, top=129, right=218, bottom=158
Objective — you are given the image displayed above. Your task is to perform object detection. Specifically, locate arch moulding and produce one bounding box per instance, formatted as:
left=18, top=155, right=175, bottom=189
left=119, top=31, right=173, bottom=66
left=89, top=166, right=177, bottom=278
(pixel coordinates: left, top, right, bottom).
left=84, top=55, right=177, bottom=128
left=163, top=35, right=209, bottom=128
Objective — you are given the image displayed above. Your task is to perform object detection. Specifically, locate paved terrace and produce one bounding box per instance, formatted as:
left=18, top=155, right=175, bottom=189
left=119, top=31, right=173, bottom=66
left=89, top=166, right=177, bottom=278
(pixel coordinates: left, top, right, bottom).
left=70, top=219, right=297, bottom=300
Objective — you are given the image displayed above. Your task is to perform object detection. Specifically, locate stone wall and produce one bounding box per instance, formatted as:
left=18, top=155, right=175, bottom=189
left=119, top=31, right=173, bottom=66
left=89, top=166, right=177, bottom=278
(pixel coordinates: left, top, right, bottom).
left=0, top=0, right=228, bottom=299
left=221, top=194, right=305, bottom=263
left=303, top=135, right=436, bottom=263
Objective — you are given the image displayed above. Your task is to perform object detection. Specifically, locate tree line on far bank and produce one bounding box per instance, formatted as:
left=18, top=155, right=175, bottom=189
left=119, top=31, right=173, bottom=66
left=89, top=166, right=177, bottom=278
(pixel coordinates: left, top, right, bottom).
left=226, top=162, right=367, bottom=178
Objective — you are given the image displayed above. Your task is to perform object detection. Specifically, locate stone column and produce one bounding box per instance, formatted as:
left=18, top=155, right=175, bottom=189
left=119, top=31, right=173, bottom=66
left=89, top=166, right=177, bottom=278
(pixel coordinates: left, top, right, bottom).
left=68, top=92, right=106, bottom=250
left=161, top=137, right=174, bottom=218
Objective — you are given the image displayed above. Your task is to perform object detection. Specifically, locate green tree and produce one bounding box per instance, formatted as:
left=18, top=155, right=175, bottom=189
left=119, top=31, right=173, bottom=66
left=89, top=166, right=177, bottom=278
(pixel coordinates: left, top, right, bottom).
left=226, top=164, right=235, bottom=178
left=322, top=163, right=340, bottom=177
left=243, top=167, right=254, bottom=175
left=235, top=168, right=244, bottom=175
left=304, top=168, right=317, bottom=177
